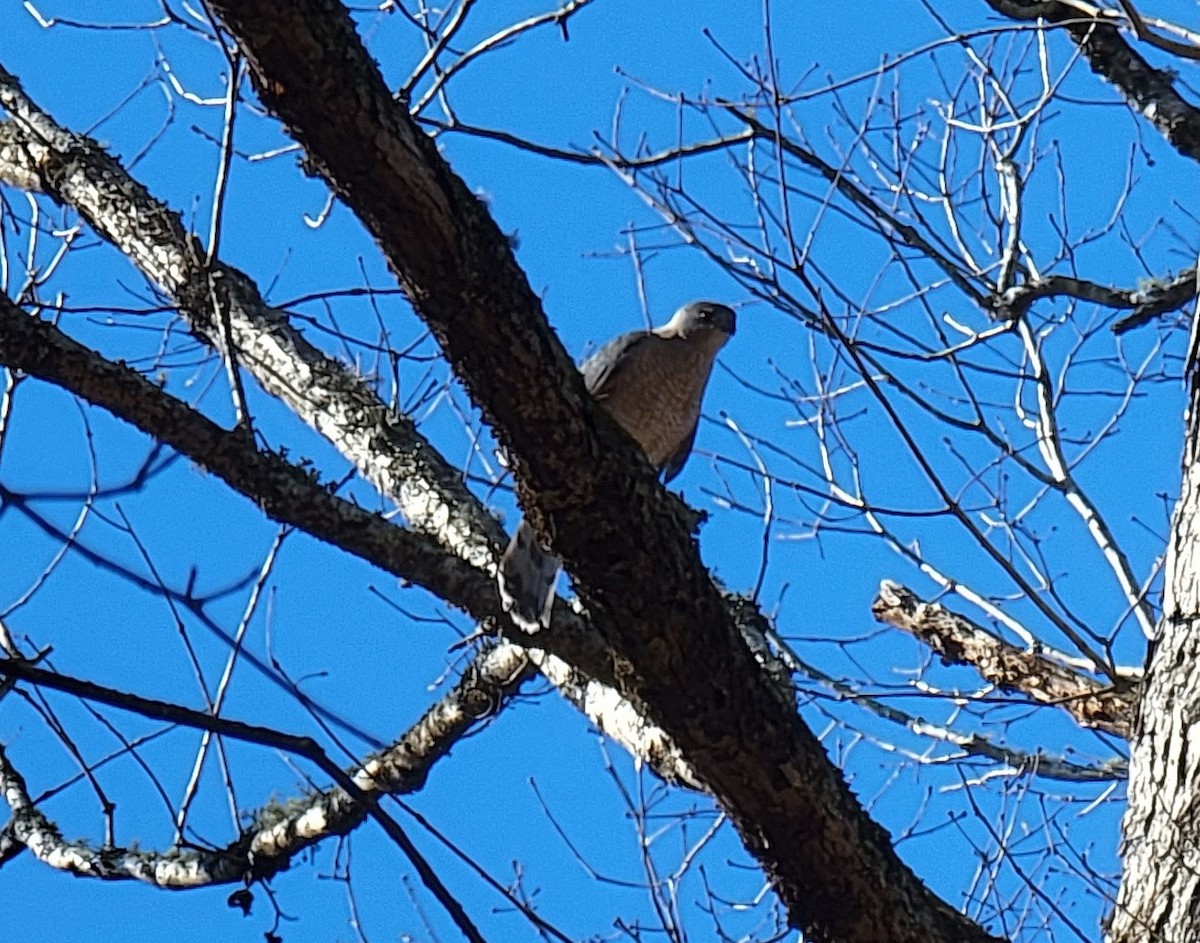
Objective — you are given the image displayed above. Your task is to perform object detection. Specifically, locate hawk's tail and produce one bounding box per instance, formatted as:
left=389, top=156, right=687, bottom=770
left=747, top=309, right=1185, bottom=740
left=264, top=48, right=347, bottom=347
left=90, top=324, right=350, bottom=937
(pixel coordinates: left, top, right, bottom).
left=498, top=518, right=558, bottom=632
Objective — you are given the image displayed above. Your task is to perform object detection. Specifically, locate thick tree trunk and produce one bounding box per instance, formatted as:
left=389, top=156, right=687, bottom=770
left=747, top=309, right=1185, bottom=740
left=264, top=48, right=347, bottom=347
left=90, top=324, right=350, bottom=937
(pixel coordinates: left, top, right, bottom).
left=204, top=3, right=1005, bottom=940
left=1110, top=347, right=1200, bottom=943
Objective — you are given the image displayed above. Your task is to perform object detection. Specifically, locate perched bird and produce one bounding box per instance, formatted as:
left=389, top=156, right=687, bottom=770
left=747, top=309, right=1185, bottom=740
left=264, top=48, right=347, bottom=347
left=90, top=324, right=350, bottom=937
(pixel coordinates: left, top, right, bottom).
left=498, top=300, right=737, bottom=631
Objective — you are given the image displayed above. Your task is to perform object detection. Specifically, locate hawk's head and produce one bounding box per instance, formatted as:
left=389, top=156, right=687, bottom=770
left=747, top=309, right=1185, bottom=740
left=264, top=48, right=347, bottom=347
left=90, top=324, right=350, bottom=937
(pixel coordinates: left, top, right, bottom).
left=670, top=301, right=737, bottom=339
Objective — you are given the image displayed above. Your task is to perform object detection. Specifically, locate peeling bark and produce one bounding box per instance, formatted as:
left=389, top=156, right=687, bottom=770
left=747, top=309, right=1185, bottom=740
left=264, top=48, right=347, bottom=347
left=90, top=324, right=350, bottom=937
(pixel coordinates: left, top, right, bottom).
left=873, top=581, right=1136, bottom=738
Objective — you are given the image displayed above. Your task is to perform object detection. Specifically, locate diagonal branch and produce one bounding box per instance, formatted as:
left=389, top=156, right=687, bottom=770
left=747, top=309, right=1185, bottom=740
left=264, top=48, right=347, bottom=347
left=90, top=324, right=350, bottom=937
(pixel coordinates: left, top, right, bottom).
left=0, top=71, right=711, bottom=797
left=204, top=3, right=1004, bottom=940
left=0, top=641, right=529, bottom=888
left=873, top=581, right=1136, bottom=738
left=0, top=296, right=494, bottom=615
left=0, top=657, right=487, bottom=943
left=0, top=262, right=702, bottom=801
left=0, top=69, right=501, bottom=570
left=983, top=0, right=1200, bottom=162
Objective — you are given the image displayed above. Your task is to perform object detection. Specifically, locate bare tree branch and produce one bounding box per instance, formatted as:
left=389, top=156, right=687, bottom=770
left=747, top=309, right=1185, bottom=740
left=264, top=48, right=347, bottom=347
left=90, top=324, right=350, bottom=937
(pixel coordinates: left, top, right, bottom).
left=0, top=642, right=527, bottom=889
left=0, top=70, right=502, bottom=571
left=983, top=0, right=1200, bottom=161
left=0, top=295, right=495, bottom=616
left=1114, top=0, right=1200, bottom=61
left=0, top=657, right=487, bottom=943
left=873, top=581, right=1136, bottom=738
left=988, top=269, right=1199, bottom=332
left=201, top=2, right=1005, bottom=939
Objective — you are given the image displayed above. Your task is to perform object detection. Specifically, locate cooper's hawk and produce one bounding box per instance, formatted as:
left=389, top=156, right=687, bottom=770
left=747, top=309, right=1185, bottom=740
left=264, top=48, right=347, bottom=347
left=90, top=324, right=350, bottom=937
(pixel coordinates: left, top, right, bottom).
left=498, top=300, right=737, bottom=630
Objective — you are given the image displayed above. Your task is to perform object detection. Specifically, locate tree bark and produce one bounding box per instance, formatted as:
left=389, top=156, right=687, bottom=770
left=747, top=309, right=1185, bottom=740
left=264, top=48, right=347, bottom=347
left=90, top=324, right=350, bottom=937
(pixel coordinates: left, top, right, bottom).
left=1110, top=337, right=1200, bottom=941
left=203, top=2, right=1005, bottom=940
left=982, top=1, right=1200, bottom=163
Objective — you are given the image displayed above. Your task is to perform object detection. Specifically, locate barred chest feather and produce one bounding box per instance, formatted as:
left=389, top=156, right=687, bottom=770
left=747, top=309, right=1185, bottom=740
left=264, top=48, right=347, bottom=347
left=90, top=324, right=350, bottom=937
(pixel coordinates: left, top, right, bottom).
left=596, top=340, right=715, bottom=469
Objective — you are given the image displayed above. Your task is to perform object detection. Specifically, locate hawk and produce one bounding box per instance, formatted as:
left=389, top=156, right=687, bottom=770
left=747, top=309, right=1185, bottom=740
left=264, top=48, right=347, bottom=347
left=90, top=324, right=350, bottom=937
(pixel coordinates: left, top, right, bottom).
left=498, top=300, right=737, bottom=631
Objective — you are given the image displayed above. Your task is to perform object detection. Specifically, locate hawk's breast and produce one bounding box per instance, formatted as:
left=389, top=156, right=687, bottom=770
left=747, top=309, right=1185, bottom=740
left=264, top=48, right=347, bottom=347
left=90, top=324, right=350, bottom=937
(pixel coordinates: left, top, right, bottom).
left=595, top=337, right=713, bottom=469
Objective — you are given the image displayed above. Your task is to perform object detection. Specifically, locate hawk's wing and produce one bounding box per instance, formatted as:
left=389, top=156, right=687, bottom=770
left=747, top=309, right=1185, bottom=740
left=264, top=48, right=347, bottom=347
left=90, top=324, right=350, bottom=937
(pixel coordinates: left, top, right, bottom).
left=580, top=329, right=654, bottom=399
left=499, top=307, right=730, bottom=631
left=659, top=423, right=697, bottom=484
left=582, top=329, right=703, bottom=481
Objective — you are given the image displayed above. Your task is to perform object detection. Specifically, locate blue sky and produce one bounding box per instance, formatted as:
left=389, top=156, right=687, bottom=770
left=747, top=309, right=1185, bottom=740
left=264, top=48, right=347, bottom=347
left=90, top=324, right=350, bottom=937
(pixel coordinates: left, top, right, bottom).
left=3, top=1, right=1197, bottom=940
